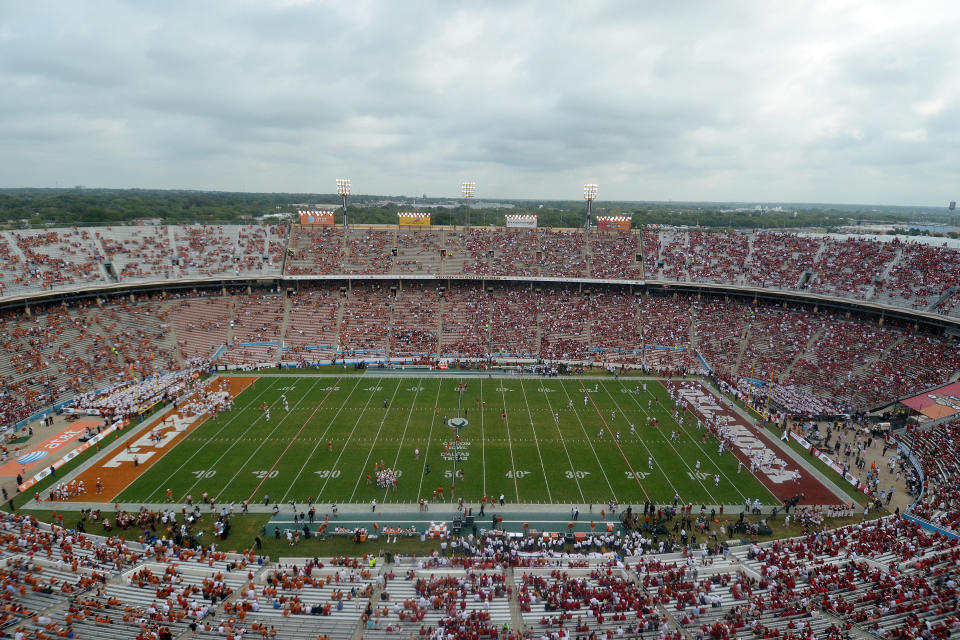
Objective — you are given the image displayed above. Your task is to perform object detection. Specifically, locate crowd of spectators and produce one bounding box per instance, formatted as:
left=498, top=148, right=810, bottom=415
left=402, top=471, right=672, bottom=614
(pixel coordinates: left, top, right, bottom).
left=339, top=283, right=392, bottom=354
left=0, top=504, right=955, bottom=640
left=391, top=284, right=440, bottom=356
left=286, top=226, right=345, bottom=275
left=878, top=241, right=960, bottom=310
left=439, top=284, right=490, bottom=358
left=9, top=228, right=107, bottom=295
left=284, top=284, right=341, bottom=357
left=7, top=224, right=960, bottom=323
left=899, top=421, right=960, bottom=534
left=807, top=236, right=898, bottom=300
left=2, top=280, right=959, bottom=427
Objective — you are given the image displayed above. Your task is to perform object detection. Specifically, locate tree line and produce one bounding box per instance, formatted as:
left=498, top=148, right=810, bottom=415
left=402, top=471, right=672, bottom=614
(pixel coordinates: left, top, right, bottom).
left=0, top=188, right=955, bottom=232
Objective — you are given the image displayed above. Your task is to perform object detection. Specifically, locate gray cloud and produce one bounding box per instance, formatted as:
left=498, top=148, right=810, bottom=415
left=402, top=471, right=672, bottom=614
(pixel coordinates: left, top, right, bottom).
left=0, top=0, right=958, bottom=205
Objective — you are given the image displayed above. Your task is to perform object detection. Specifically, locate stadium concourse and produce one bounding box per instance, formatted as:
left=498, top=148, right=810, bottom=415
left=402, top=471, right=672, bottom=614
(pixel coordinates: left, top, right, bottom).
left=0, top=222, right=958, bottom=639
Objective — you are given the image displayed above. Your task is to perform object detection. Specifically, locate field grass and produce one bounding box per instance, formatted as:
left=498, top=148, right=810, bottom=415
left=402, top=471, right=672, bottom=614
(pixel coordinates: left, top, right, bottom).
left=116, top=375, right=779, bottom=508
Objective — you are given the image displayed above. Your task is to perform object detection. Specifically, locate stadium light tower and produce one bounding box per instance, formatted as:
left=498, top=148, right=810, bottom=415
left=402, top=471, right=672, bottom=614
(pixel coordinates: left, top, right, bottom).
left=460, top=181, right=476, bottom=227
left=337, top=178, right=351, bottom=229
left=583, top=183, right=598, bottom=231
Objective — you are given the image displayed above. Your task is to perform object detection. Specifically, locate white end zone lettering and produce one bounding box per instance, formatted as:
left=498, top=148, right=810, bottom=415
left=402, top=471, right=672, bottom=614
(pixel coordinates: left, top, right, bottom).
left=103, top=413, right=198, bottom=469
left=676, top=385, right=794, bottom=484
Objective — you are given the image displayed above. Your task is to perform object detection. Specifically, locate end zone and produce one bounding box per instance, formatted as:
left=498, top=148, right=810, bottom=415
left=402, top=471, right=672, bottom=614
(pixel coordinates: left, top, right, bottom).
left=666, top=380, right=842, bottom=505
left=45, top=376, right=257, bottom=504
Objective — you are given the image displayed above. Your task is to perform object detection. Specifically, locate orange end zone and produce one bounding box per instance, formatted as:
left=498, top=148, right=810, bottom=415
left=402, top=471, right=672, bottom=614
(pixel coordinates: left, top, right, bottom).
left=51, top=376, right=257, bottom=503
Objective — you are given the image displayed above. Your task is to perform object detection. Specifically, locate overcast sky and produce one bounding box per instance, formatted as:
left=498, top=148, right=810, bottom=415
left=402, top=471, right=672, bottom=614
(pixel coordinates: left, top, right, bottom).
left=1, top=1, right=958, bottom=205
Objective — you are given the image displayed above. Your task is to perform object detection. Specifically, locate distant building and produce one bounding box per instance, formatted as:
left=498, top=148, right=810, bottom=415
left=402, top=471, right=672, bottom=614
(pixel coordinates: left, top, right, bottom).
left=470, top=201, right=515, bottom=209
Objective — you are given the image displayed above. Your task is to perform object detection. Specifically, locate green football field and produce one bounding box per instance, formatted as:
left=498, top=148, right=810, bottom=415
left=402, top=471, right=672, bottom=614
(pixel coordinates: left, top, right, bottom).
left=116, top=375, right=778, bottom=507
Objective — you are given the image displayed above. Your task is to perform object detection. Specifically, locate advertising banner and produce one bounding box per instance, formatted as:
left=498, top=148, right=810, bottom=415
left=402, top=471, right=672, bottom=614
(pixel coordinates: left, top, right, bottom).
left=299, top=210, right=335, bottom=225
left=398, top=212, right=431, bottom=227
left=17, top=419, right=127, bottom=492
left=597, top=216, right=631, bottom=231
left=505, top=215, right=538, bottom=229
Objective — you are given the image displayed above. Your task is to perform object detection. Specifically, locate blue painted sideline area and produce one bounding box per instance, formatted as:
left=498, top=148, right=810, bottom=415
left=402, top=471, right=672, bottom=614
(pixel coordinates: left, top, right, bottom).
left=903, top=514, right=959, bottom=540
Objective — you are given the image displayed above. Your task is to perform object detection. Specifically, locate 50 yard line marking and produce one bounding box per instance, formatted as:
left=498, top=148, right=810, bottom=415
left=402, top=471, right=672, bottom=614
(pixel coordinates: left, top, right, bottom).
left=244, top=377, right=344, bottom=505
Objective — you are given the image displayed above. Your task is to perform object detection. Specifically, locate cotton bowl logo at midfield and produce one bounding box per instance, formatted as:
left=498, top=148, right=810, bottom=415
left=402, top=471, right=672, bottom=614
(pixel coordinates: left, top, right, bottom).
left=17, top=450, right=49, bottom=465
left=447, top=417, right=468, bottom=430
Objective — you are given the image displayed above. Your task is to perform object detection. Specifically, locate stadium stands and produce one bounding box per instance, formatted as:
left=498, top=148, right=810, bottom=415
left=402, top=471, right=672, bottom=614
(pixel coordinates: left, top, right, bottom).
left=1, top=278, right=958, bottom=426
left=439, top=283, right=490, bottom=358
left=284, top=284, right=341, bottom=358
left=3, top=224, right=960, bottom=325
left=95, top=225, right=177, bottom=283
left=899, top=421, right=960, bottom=534
left=390, top=283, right=440, bottom=357
left=4, top=228, right=107, bottom=297
left=0, top=507, right=955, bottom=640
left=2, top=222, right=960, bottom=640
left=286, top=226, right=345, bottom=275
left=339, top=283, right=392, bottom=355
left=0, top=223, right=957, bottom=457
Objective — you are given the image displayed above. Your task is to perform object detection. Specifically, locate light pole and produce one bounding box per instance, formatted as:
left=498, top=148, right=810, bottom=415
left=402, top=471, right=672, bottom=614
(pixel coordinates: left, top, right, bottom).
left=584, top=183, right=598, bottom=231
left=337, top=178, right=351, bottom=230
left=460, top=181, right=476, bottom=227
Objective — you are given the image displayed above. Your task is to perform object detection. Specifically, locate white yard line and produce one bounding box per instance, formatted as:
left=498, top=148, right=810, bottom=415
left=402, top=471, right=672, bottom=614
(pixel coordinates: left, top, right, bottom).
left=479, top=379, right=487, bottom=497
left=621, top=380, right=752, bottom=504
left=498, top=381, right=525, bottom=502
left=383, top=378, right=428, bottom=503
left=279, top=377, right=363, bottom=503
left=556, top=380, right=618, bottom=502
left=314, top=382, right=380, bottom=500
left=414, top=383, right=445, bottom=502
left=516, top=379, right=554, bottom=502
left=599, top=380, right=713, bottom=504
left=347, top=379, right=404, bottom=503
left=146, top=378, right=279, bottom=502
left=524, top=378, right=581, bottom=502
left=204, top=378, right=323, bottom=501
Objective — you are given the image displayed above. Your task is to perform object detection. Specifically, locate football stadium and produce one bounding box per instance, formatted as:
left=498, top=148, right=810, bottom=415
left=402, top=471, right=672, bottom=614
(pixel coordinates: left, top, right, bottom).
left=0, top=219, right=957, bottom=640
left=4, top=2, right=960, bottom=639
